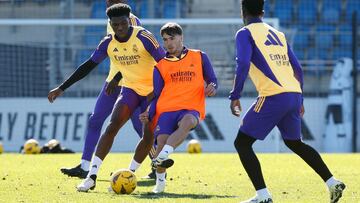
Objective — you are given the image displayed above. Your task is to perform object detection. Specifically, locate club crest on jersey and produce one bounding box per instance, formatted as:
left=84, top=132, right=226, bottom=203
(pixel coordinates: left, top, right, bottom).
left=113, top=48, right=118, bottom=52
left=133, top=44, right=138, bottom=53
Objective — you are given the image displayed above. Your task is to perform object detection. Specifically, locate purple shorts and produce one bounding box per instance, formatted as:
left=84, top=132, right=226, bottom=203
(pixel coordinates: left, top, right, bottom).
left=154, top=110, right=200, bottom=137
left=240, top=92, right=302, bottom=140
left=117, top=87, right=149, bottom=113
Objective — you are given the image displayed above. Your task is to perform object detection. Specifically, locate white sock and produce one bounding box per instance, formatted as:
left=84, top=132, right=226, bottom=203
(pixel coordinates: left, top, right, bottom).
left=128, top=159, right=141, bottom=172
left=81, top=159, right=90, bottom=171
left=158, top=145, right=174, bottom=159
left=88, top=156, right=102, bottom=177
left=156, top=172, right=166, bottom=183
left=256, top=188, right=271, bottom=197
left=326, top=176, right=338, bottom=188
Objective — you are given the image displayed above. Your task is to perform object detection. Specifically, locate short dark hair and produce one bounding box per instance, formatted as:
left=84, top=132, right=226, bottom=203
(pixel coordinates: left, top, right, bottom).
left=241, top=0, right=264, bottom=16
left=106, top=3, right=131, bottom=19
left=106, top=0, right=127, bottom=8
left=160, top=22, right=183, bottom=37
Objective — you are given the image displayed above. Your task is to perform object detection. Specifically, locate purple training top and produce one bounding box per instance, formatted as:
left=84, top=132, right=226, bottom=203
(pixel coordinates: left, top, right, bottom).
left=229, top=18, right=303, bottom=100
left=90, top=26, right=165, bottom=64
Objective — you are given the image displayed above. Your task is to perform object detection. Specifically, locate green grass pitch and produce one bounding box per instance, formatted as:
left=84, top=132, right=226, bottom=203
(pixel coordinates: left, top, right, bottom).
left=0, top=153, right=359, bottom=203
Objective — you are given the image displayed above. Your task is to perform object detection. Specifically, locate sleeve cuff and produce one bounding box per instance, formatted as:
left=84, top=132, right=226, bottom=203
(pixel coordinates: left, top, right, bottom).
left=59, top=84, right=66, bottom=91
left=228, top=94, right=240, bottom=100
left=113, top=72, right=122, bottom=82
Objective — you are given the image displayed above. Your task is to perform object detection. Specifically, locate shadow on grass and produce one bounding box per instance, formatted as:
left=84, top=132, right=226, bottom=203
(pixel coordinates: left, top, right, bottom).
left=76, top=189, right=238, bottom=200
left=97, top=179, right=110, bottom=182
left=134, top=192, right=239, bottom=199
left=86, top=179, right=236, bottom=200
left=137, top=179, right=156, bottom=187
left=98, top=178, right=155, bottom=186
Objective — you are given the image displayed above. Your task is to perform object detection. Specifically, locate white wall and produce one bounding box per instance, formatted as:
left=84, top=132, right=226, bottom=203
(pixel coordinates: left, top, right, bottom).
left=0, top=98, right=358, bottom=153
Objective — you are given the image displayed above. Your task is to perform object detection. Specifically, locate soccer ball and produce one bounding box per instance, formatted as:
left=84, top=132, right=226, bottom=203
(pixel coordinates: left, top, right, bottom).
left=110, top=169, right=137, bottom=194
left=0, top=142, right=3, bottom=154
left=187, top=139, right=202, bottom=153
left=23, top=139, right=41, bottom=154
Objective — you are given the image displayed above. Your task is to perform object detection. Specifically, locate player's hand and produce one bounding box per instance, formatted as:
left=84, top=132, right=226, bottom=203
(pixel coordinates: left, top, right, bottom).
left=300, top=104, right=305, bottom=117
left=205, top=83, right=216, bottom=97
left=230, top=99, right=241, bottom=117
left=139, top=111, right=149, bottom=124
left=105, top=79, right=117, bottom=95
left=48, top=87, right=63, bottom=103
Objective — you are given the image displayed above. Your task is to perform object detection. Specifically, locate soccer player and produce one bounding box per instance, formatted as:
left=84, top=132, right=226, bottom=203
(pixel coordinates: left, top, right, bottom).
left=229, top=1, right=345, bottom=203
left=48, top=0, right=155, bottom=179
left=140, top=22, right=218, bottom=193
left=107, top=0, right=158, bottom=180
left=75, top=3, right=165, bottom=192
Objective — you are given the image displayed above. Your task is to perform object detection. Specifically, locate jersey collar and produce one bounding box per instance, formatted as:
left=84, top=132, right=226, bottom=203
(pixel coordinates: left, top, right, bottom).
left=248, top=17, right=263, bottom=25
left=165, top=47, right=188, bottom=61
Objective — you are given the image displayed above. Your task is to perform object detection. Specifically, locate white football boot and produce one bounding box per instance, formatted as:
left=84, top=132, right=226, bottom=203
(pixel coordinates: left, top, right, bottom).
left=152, top=178, right=166, bottom=194
left=76, top=175, right=96, bottom=192
left=240, top=195, right=273, bottom=203
left=329, top=180, right=346, bottom=203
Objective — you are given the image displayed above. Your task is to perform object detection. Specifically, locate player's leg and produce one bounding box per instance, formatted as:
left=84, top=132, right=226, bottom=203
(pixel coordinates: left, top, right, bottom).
left=61, top=83, right=120, bottom=178
left=234, top=131, right=272, bottom=203
left=155, top=110, right=199, bottom=165
left=234, top=131, right=264, bottom=189
left=130, top=107, right=143, bottom=136
left=77, top=87, right=138, bottom=192
left=150, top=112, right=179, bottom=193
left=129, top=107, right=157, bottom=179
left=235, top=96, right=287, bottom=203
left=283, top=139, right=345, bottom=203
left=278, top=93, right=345, bottom=203
left=128, top=96, right=157, bottom=172
left=129, top=122, right=155, bottom=172
left=152, top=134, right=168, bottom=193
left=165, top=112, right=198, bottom=147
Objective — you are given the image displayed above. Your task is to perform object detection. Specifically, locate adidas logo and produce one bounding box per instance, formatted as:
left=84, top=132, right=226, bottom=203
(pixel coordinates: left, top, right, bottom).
left=92, top=165, right=97, bottom=168
left=113, top=48, right=118, bottom=52
left=264, top=29, right=283, bottom=47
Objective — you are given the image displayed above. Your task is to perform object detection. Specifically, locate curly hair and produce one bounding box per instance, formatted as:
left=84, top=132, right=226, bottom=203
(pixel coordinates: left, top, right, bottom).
left=106, top=0, right=127, bottom=8
left=106, top=3, right=131, bottom=19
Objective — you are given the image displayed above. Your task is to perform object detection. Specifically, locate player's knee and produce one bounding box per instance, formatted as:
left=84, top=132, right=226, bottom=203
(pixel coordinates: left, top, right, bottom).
left=234, top=131, right=254, bottom=153
left=88, top=113, right=105, bottom=129
left=181, top=114, right=198, bottom=130
left=284, top=139, right=303, bottom=151
left=234, top=136, right=243, bottom=153
left=104, top=122, right=120, bottom=138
